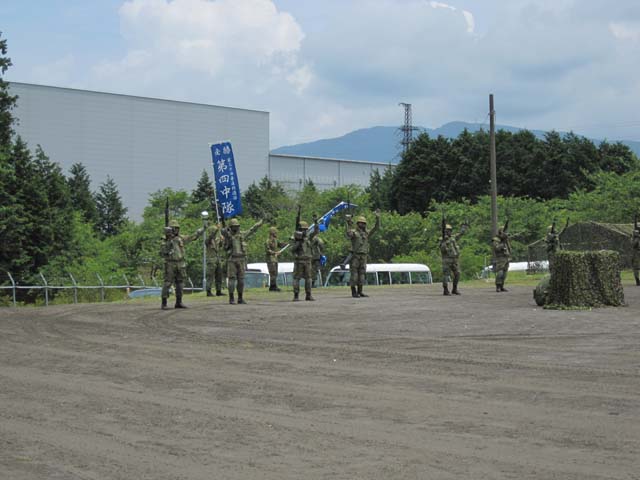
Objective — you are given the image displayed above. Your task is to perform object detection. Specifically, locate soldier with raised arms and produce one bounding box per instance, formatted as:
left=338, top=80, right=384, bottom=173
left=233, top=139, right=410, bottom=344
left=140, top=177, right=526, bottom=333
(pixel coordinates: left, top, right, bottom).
left=223, top=217, right=263, bottom=304
left=265, top=226, right=288, bottom=292
left=205, top=223, right=225, bottom=297
left=291, top=214, right=320, bottom=301
left=345, top=209, right=380, bottom=298
left=492, top=223, right=512, bottom=293
left=160, top=220, right=204, bottom=310
left=440, top=221, right=467, bottom=296
left=544, top=218, right=569, bottom=272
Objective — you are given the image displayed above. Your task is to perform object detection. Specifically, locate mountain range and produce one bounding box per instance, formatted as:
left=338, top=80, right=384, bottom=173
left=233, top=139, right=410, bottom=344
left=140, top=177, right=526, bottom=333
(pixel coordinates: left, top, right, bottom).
left=271, top=121, right=640, bottom=164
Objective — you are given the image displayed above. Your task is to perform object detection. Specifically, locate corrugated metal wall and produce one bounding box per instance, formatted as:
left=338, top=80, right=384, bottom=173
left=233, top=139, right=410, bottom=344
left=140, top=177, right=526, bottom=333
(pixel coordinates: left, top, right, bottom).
left=10, top=83, right=269, bottom=219
left=268, top=153, right=391, bottom=192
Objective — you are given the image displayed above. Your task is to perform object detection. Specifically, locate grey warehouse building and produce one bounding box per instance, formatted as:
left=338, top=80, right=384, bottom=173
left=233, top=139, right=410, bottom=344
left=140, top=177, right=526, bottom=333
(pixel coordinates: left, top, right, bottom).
left=10, top=82, right=389, bottom=219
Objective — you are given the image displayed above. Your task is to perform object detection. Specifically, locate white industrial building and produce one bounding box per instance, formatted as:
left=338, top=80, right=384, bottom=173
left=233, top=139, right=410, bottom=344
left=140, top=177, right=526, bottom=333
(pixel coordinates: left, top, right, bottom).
left=9, top=82, right=389, bottom=219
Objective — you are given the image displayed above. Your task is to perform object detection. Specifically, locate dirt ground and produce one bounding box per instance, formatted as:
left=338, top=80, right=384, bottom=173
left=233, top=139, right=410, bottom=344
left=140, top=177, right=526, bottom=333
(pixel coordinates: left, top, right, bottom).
left=1, top=283, right=639, bottom=480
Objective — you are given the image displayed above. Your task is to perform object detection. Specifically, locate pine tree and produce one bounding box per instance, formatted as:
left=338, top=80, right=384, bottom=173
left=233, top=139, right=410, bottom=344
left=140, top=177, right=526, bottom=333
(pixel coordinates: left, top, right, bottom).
left=191, top=169, right=215, bottom=204
left=0, top=31, right=18, bottom=147
left=95, top=176, right=128, bottom=237
left=68, top=162, right=98, bottom=223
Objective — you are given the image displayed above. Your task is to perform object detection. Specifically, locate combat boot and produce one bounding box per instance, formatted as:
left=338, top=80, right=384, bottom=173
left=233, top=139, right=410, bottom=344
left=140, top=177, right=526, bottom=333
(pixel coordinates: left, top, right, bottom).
left=305, top=292, right=315, bottom=301
left=229, top=292, right=235, bottom=305
left=635, top=275, right=640, bottom=286
left=496, top=285, right=501, bottom=292
left=500, top=286, right=509, bottom=292
left=351, top=286, right=359, bottom=298
left=216, top=289, right=223, bottom=296
left=452, top=281, right=461, bottom=295
left=161, top=298, right=169, bottom=310
left=206, top=289, right=213, bottom=297
left=357, top=285, right=368, bottom=298
left=175, top=297, right=188, bottom=309
left=238, top=293, right=247, bottom=305
left=443, top=285, right=451, bottom=296
left=293, top=292, right=300, bottom=302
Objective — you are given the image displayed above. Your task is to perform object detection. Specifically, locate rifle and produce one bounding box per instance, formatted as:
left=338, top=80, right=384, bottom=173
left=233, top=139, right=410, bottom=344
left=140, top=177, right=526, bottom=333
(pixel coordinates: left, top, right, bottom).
left=441, top=209, right=446, bottom=240
left=295, top=205, right=302, bottom=231
left=164, top=197, right=169, bottom=227
left=503, top=218, right=509, bottom=233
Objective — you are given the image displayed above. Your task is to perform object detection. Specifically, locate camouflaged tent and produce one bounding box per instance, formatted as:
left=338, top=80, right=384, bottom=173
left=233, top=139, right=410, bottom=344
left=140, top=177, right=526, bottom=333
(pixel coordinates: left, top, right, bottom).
left=527, top=221, right=635, bottom=271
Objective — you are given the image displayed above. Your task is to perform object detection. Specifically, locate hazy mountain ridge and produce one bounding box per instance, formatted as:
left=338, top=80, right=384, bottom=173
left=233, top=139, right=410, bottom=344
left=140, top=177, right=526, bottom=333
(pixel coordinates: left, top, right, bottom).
left=271, top=121, right=640, bottom=164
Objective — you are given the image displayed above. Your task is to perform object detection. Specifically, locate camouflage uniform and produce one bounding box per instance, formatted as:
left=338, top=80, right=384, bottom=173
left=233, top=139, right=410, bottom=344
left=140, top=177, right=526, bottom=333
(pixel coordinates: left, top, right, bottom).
left=265, top=227, right=287, bottom=291
left=292, top=220, right=320, bottom=301
left=161, top=220, right=204, bottom=309
left=311, top=236, right=325, bottom=288
left=492, top=229, right=512, bottom=292
left=544, top=222, right=568, bottom=272
left=223, top=218, right=263, bottom=304
left=632, top=228, right=640, bottom=286
left=440, top=224, right=464, bottom=296
left=346, top=213, right=380, bottom=298
left=205, top=224, right=225, bottom=296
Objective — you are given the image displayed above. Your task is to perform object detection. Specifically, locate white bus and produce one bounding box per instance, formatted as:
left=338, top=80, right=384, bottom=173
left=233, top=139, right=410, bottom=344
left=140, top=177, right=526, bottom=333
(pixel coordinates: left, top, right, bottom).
left=324, top=263, right=432, bottom=287
left=245, top=262, right=322, bottom=289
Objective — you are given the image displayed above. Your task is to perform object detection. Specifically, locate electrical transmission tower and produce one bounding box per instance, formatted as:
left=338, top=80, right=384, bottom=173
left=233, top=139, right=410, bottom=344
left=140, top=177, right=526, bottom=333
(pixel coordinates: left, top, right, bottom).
left=398, top=102, right=419, bottom=155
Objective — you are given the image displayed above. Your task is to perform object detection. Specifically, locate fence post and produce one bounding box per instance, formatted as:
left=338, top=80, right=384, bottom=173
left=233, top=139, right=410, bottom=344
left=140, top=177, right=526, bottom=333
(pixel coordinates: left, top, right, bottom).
left=96, top=273, right=105, bottom=302
left=39, top=272, right=49, bottom=306
left=69, top=273, right=78, bottom=304
left=123, top=274, right=130, bottom=296
left=6, top=272, right=16, bottom=307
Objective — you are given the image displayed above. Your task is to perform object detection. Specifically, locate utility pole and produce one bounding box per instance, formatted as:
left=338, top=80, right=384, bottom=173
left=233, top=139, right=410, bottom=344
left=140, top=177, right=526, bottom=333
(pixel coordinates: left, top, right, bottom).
left=489, top=94, right=498, bottom=237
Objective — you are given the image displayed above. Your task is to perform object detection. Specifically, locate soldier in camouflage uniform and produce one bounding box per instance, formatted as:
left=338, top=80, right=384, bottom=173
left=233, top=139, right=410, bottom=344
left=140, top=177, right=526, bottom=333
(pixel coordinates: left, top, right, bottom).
left=345, top=209, right=380, bottom=298
left=224, top=218, right=263, bottom=304
left=440, top=223, right=467, bottom=296
left=310, top=235, right=325, bottom=288
left=205, top=223, right=225, bottom=297
left=265, top=227, right=288, bottom=292
left=292, top=217, right=320, bottom=301
left=544, top=219, right=569, bottom=272
left=161, top=219, right=204, bottom=309
left=632, top=224, right=640, bottom=286
left=492, top=228, right=512, bottom=292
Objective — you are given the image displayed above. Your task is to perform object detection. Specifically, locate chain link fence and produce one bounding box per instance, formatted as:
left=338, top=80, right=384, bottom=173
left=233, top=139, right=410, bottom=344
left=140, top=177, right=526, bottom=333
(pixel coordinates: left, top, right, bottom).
left=0, top=271, right=203, bottom=307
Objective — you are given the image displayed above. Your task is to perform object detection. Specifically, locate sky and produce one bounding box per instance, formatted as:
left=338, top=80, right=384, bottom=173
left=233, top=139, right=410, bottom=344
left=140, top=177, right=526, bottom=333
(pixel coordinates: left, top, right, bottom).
left=2, top=0, right=640, bottom=148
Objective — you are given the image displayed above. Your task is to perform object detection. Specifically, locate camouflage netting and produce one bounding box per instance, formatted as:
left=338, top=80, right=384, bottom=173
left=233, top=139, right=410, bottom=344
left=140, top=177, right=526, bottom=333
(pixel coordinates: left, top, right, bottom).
left=543, top=250, right=625, bottom=308
left=528, top=222, right=635, bottom=271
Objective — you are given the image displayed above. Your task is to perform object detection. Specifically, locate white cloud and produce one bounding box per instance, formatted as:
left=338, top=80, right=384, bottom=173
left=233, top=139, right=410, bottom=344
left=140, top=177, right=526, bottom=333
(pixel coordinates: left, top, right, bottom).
left=610, top=22, right=640, bottom=42
left=93, top=0, right=310, bottom=92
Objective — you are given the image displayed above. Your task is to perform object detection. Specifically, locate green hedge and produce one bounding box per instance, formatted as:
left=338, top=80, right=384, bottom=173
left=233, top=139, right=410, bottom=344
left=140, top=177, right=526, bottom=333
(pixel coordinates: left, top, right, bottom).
left=545, top=251, right=625, bottom=308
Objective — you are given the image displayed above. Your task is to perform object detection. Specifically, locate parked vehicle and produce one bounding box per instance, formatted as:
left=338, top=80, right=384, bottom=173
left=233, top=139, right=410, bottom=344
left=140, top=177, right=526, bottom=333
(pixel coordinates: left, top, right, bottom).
left=245, top=263, right=322, bottom=289
left=324, top=263, right=432, bottom=287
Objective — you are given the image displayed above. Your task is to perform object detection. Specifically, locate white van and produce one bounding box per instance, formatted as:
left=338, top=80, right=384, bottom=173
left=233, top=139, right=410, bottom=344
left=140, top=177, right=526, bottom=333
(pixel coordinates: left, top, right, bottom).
left=245, top=262, right=322, bottom=289
left=324, top=263, right=432, bottom=287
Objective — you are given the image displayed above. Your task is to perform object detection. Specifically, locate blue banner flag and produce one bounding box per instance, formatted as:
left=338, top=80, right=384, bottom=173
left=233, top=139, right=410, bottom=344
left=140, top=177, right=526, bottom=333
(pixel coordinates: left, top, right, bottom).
left=210, top=141, right=243, bottom=218
left=311, top=201, right=358, bottom=232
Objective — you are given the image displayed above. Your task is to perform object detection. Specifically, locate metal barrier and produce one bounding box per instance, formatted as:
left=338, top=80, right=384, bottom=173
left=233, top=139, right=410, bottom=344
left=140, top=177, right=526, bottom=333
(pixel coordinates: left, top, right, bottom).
left=0, top=271, right=203, bottom=307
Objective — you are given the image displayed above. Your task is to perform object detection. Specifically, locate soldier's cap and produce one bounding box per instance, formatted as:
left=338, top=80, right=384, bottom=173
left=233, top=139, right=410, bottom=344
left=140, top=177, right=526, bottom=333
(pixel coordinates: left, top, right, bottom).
left=299, top=221, right=309, bottom=229
left=229, top=218, right=240, bottom=227
left=356, top=216, right=367, bottom=224
left=169, top=220, right=180, bottom=228
left=164, top=226, right=173, bottom=234
left=445, top=224, right=453, bottom=230
left=269, top=226, right=278, bottom=234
